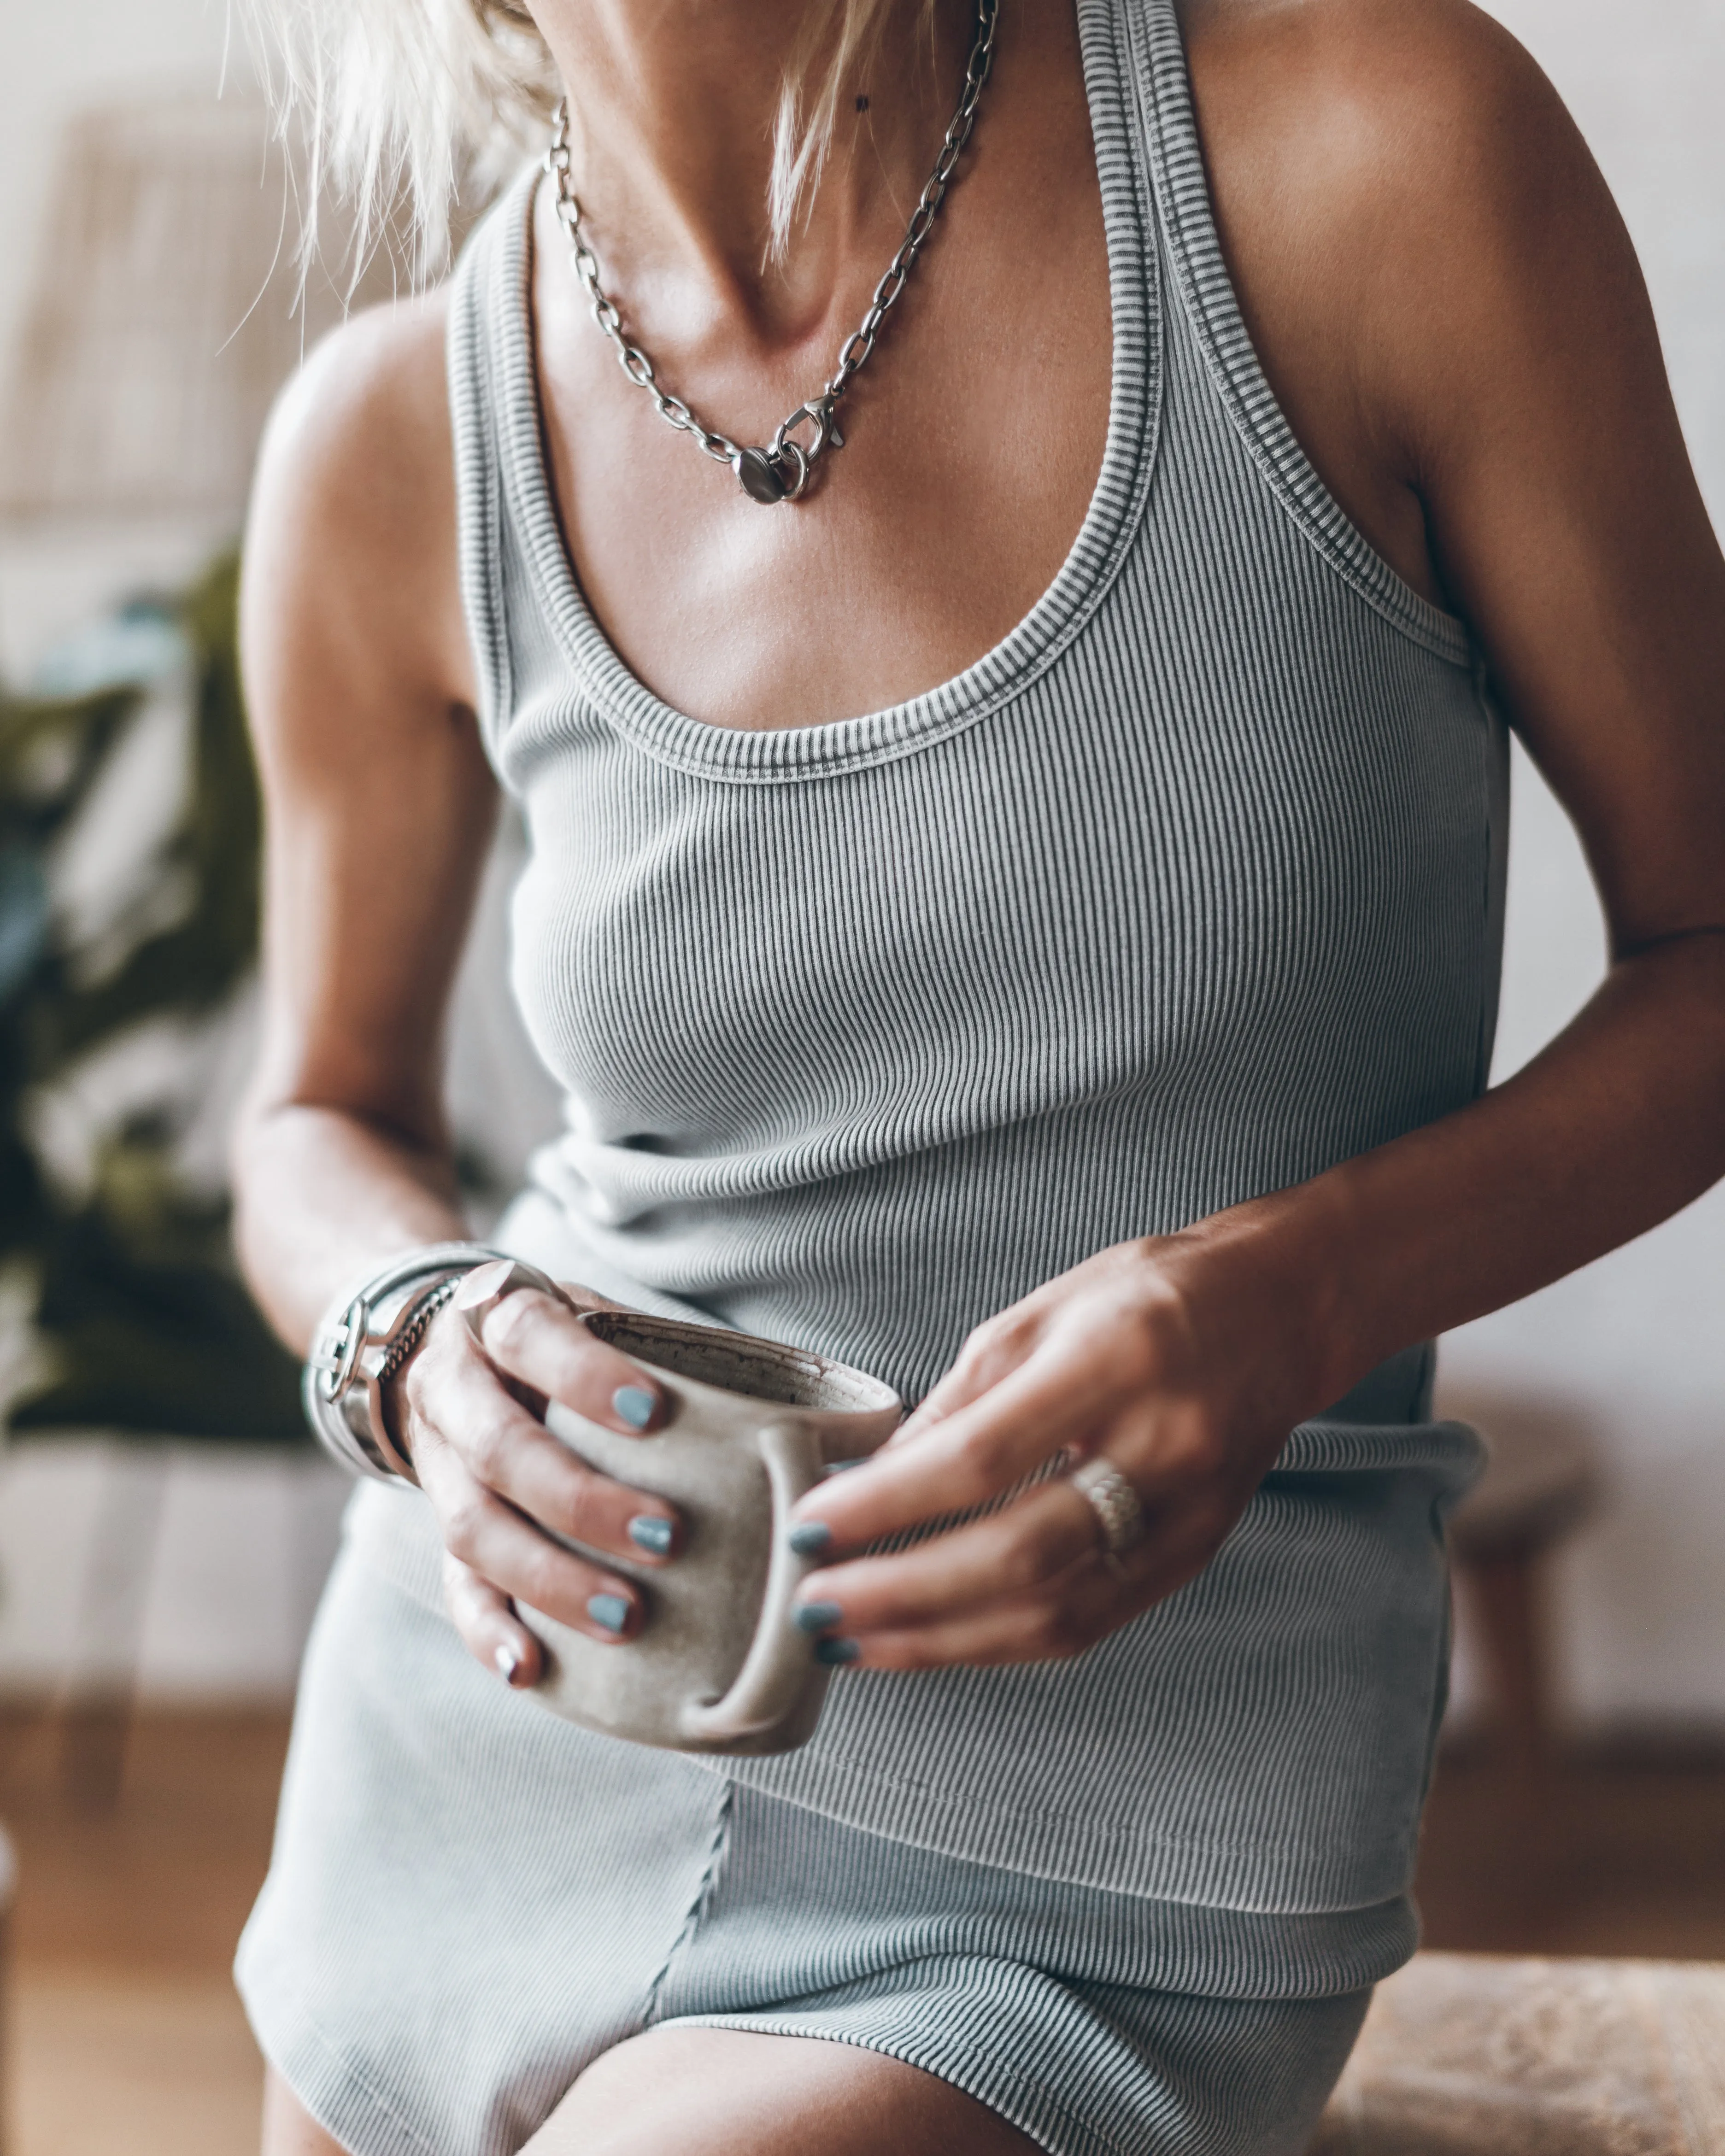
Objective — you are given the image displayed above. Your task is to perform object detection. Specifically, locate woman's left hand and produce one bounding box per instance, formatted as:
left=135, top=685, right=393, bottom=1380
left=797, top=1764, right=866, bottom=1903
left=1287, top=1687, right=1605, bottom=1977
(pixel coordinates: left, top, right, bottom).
left=786, top=1234, right=1322, bottom=1670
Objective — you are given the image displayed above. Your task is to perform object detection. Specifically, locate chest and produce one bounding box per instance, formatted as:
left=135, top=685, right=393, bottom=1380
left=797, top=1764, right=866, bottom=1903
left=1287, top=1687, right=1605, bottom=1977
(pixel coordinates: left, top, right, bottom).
left=500, top=576, right=1495, bottom=1143
left=528, top=67, right=1112, bottom=733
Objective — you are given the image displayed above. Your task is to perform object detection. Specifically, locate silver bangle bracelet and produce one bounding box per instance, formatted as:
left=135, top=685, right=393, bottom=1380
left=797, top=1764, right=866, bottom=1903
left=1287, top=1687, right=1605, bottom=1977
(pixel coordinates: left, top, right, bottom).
left=302, top=1241, right=510, bottom=1483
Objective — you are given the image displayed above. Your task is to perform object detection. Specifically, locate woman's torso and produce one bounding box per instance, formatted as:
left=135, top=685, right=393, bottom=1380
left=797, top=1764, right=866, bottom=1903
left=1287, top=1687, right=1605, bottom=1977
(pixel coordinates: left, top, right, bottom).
left=356, top=0, right=1502, bottom=1913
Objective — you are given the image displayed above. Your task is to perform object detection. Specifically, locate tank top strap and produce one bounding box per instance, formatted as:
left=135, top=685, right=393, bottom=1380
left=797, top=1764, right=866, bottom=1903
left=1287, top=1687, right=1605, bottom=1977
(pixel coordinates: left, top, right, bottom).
left=446, top=168, right=540, bottom=759
left=1123, top=0, right=1472, bottom=664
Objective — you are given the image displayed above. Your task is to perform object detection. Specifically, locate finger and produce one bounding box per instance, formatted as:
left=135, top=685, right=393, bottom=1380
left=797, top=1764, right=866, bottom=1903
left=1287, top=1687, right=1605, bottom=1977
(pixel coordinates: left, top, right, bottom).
left=416, top=1442, right=648, bottom=1641
left=443, top=1552, right=544, bottom=1687
left=825, top=1515, right=1230, bottom=1672
left=793, top=1479, right=1103, bottom=1635
left=788, top=1337, right=1132, bottom=1555
left=408, top=1333, right=681, bottom=1563
left=886, top=1315, right=1037, bottom=1447
left=477, top=1288, right=670, bottom=1435
left=885, top=1259, right=1136, bottom=1451
left=833, top=1556, right=1128, bottom=1671
left=551, top=1279, right=624, bottom=1314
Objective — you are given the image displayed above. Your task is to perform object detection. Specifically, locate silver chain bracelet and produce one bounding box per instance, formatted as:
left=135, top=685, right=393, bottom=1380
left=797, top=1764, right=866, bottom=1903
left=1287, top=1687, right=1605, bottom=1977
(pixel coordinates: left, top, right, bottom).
left=303, top=1242, right=510, bottom=1483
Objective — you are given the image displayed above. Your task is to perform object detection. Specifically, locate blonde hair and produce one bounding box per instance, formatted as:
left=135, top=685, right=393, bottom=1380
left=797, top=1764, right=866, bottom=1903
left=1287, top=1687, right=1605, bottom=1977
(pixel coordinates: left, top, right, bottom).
left=246, top=0, right=931, bottom=286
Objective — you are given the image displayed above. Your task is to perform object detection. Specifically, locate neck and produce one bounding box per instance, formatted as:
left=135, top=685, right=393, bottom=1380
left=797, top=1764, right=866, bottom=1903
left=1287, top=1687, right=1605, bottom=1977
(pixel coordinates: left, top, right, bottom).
left=532, top=0, right=975, bottom=338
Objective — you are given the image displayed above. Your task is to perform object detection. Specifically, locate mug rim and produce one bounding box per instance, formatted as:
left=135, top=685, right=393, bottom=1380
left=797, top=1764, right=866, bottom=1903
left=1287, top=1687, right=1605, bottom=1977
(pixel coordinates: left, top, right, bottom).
left=579, top=1308, right=900, bottom=1419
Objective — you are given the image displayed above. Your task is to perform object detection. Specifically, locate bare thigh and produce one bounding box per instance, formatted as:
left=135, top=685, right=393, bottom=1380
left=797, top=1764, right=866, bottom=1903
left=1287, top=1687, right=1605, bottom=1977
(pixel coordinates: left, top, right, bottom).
left=524, top=2027, right=1043, bottom=2156
left=264, top=2034, right=1042, bottom=2156
left=263, top=2069, right=346, bottom=2155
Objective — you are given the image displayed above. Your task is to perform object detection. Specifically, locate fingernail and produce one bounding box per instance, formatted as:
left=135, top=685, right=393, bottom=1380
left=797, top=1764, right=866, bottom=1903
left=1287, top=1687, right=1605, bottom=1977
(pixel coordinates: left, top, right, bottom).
left=612, top=1384, right=657, bottom=1430
left=822, top=1458, right=869, bottom=1477
left=787, top=1521, right=832, bottom=1558
left=587, top=1592, right=632, bottom=1636
left=628, top=1514, right=675, bottom=1557
left=494, top=1641, right=522, bottom=1686
left=815, top=1636, right=861, bottom=1667
left=793, top=1600, right=843, bottom=1634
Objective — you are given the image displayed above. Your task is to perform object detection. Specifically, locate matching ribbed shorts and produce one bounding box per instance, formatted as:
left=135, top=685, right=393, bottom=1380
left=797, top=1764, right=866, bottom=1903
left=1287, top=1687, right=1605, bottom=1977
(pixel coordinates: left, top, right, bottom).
left=236, top=1544, right=1414, bottom=2156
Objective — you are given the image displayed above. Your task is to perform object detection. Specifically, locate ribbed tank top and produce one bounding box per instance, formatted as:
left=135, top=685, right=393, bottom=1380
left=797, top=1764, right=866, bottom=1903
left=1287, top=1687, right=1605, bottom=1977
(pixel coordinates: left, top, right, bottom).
left=353, top=0, right=1506, bottom=1914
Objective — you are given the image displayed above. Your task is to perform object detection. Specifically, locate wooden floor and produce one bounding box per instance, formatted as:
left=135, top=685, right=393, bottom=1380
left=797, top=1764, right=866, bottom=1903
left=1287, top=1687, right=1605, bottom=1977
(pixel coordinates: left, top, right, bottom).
left=1, top=1711, right=291, bottom=2156
left=2, top=1708, right=1723, bottom=2156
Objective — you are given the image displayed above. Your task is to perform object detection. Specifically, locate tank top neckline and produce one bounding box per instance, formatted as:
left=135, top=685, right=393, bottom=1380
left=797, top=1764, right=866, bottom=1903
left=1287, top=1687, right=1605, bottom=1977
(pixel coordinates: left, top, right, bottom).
left=484, top=0, right=1471, bottom=787
left=490, top=0, right=1161, bottom=785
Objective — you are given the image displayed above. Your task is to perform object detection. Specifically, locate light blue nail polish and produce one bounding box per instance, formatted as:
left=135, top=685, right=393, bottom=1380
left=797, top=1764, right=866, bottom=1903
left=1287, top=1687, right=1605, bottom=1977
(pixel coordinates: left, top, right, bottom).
left=822, top=1459, right=869, bottom=1477
left=587, top=1592, right=631, bottom=1636
left=628, top=1515, right=674, bottom=1557
left=787, top=1521, right=832, bottom=1558
left=612, top=1384, right=656, bottom=1430
left=815, top=1637, right=861, bottom=1667
left=793, top=1600, right=843, bottom=1634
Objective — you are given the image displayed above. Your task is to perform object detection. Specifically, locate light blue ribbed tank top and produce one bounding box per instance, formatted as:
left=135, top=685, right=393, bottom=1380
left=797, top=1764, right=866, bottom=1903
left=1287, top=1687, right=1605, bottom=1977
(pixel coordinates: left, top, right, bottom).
left=355, top=0, right=1504, bottom=1913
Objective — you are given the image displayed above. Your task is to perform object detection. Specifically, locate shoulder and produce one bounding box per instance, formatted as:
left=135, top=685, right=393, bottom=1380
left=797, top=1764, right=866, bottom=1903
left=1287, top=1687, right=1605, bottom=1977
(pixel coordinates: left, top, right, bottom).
left=252, top=289, right=458, bottom=607
left=1175, top=0, right=1638, bottom=472
left=245, top=288, right=474, bottom=722
left=1177, top=0, right=1568, bottom=187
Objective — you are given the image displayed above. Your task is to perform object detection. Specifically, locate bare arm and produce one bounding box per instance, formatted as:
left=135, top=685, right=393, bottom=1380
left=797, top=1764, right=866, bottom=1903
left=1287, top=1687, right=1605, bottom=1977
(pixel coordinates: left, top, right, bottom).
left=233, top=299, right=680, bottom=1676
left=788, top=0, right=1725, bottom=1666
left=1188, top=0, right=1725, bottom=1381
left=234, top=300, right=491, bottom=1337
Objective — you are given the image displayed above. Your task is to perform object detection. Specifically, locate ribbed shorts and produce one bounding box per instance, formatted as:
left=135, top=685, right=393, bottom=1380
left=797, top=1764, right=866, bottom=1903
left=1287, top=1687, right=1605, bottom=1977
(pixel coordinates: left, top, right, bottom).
left=236, top=1544, right=1413, bottom=2156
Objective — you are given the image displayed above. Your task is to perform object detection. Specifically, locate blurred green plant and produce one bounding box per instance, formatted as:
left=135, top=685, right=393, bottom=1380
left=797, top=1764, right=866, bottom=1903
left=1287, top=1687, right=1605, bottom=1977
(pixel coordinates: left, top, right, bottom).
left=0, top=554, right=305, bottom=1441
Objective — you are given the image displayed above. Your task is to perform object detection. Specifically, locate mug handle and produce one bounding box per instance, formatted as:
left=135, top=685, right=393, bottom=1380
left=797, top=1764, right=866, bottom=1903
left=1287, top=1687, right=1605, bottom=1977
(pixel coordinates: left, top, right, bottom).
left=676, top=1421, right=824, bottom=1748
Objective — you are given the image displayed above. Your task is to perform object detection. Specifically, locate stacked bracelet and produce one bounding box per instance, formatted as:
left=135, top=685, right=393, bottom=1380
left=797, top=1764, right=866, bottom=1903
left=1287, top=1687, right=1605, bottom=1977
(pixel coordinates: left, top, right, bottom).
left=302, top=1241, right=509, bottom=1483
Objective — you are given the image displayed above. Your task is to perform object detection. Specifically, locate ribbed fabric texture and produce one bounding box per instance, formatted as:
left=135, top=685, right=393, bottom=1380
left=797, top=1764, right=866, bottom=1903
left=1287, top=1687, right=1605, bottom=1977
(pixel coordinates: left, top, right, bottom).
left=239, top=1550, right=1384, bottom=2156
left=370, top=0, right=1509, bottom=1911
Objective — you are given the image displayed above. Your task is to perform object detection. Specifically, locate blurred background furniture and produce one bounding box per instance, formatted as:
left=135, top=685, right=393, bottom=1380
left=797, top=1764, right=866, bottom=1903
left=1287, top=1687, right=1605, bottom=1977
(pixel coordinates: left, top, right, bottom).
left=0, top=96, right=389, bottom=527
left=0, top=92, right=405, bottom=675
left=1309, top=1952, right=1725, bottom=2154
left=1444, top=1391, right=1602, bottom=1794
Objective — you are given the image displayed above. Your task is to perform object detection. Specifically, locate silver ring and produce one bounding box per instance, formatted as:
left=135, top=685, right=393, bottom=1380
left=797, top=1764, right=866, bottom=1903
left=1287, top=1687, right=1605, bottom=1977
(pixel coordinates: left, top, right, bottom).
left=1068, top=1458, right=1146, bottom=1558
left=453, top=1258, right=568, bottom=1348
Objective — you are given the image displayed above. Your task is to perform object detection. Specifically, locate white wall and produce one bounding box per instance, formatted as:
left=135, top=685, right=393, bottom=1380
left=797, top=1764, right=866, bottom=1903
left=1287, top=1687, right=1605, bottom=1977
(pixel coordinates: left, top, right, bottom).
left=0, top=0, right=1721, bottom=1717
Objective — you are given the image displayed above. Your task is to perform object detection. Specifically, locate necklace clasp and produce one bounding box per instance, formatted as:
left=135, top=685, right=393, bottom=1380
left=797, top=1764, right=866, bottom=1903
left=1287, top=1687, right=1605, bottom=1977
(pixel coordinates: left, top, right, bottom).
left=733, top=399, right=841, bottom=508
left=773, top=398, right=844, bottom=468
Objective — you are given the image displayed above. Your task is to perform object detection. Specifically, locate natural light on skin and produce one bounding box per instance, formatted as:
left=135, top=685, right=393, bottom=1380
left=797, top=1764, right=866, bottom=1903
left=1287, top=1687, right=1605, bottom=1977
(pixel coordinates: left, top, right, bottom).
left=223, top=0, right=1725, bottom=2149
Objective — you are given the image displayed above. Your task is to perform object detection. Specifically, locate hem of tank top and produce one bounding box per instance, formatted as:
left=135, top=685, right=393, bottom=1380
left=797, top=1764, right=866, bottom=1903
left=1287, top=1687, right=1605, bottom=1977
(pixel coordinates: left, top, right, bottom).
left=663, top=1790, right=1419, bottom=1957
left=718, top=1749, right=1422, bottom=1911
left=485, top=0, right=1165, bottom=786
left=1132, top=0, right=1475, bottom=672
left=336, top=1486, right=1430, bottom=1910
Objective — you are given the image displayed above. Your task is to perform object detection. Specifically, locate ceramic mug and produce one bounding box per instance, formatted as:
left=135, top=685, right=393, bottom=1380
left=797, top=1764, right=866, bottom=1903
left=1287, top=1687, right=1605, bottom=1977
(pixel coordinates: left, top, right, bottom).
left=521, top=1310, right=902, bottom=1756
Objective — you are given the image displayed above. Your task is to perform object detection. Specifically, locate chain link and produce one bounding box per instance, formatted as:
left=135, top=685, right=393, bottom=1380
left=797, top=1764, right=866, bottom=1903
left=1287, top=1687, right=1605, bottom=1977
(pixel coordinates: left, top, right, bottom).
left=544, top=0, right=998, bottom=504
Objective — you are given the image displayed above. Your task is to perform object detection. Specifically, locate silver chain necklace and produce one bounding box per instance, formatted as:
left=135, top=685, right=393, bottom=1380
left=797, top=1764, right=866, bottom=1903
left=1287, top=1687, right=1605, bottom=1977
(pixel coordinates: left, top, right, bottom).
left=544, top=0, right=999, bottom=506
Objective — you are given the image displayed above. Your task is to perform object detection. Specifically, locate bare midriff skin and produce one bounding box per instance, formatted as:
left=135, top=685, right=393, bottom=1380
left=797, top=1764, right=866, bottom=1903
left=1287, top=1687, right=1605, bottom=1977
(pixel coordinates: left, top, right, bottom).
left=238, top=0, right=1725, bottom=2147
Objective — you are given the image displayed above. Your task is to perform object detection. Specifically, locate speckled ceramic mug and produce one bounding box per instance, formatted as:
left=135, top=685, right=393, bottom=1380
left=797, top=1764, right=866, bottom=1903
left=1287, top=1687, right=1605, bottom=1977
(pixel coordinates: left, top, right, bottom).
left=522, top=1310, right=902, bottom=1756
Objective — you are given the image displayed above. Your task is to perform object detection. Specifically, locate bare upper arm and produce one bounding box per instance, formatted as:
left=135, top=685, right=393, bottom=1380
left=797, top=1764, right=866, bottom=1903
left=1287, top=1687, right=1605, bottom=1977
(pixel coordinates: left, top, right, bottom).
left=1182, top=0, right=1725, bottom=953
left=241, top=290, right=498, bottom=1144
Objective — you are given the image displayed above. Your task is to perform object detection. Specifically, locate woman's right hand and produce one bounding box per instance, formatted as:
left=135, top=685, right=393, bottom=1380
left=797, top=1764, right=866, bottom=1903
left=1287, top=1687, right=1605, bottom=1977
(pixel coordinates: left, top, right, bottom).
left=391, top=1280, right=681, bottom=1687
